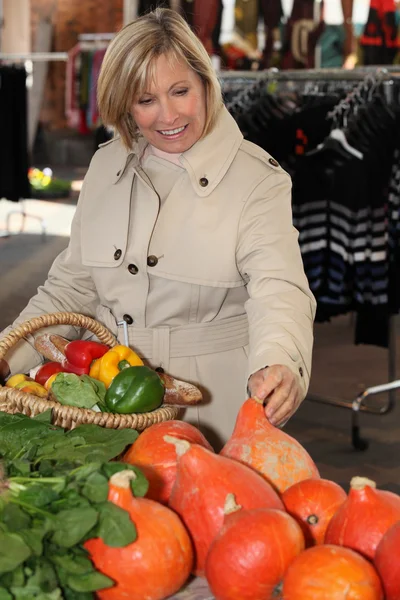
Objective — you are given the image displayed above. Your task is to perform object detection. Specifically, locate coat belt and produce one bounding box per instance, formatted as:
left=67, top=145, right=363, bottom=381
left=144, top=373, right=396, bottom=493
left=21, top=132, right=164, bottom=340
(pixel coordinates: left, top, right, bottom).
left=114, top=314, right=249, bottom=369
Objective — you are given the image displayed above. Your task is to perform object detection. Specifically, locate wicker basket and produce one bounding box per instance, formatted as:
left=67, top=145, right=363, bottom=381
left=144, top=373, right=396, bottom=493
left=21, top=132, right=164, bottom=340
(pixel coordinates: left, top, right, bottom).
left=0, top=312, right=180, bottom=430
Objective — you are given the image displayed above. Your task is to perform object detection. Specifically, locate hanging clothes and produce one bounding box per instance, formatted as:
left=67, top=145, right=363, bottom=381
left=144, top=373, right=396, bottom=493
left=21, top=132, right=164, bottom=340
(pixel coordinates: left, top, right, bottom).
left=259, top=0, right=283, bottom=67
left=138, top=0, right=171, bottom=14
left=65, top=44, right=109, bottom=134
left=224, top=74, right=400, bottom=347
left=0, top=66, right=30, bottom=202
left=281, top=0, right=325, bottom=69
left=360, top=0, right=400, bottom=64
left=235, top=0, right=259, bottom=50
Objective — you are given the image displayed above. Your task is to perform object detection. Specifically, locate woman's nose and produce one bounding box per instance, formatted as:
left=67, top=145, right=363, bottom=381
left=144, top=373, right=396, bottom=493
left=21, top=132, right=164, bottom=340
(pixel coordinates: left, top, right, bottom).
left=159, top=101, right=179, bottom=125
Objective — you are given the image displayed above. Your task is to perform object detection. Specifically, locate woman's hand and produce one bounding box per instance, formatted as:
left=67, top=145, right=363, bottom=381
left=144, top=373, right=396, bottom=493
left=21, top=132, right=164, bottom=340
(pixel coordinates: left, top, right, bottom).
left=0, top=359, right=10, bottom=385
left=247, top=365, right=302, bottom=426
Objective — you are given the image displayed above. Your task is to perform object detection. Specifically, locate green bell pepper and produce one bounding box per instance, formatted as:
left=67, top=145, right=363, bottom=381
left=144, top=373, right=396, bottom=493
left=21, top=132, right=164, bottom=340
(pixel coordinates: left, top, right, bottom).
left=104, top=366, right=165, bottom=414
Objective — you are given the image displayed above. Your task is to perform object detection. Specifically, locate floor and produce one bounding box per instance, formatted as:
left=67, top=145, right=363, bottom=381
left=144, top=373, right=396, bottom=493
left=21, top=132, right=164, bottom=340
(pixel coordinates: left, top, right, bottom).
left=1, top=183, right=400, bottom=495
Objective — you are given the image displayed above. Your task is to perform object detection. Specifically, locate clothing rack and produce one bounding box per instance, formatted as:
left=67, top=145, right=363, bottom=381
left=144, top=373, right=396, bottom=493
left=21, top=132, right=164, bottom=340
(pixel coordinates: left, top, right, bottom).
left=0, top=52, right=68, bottom=62
left=220, top=66, right=400, bottom=450
left=78, top=33, right=114, bottom=42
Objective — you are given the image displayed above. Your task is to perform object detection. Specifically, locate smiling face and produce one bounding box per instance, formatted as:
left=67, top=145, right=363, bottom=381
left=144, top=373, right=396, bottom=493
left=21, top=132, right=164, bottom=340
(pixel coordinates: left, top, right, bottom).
left=131, top=53, right=207, bottom=153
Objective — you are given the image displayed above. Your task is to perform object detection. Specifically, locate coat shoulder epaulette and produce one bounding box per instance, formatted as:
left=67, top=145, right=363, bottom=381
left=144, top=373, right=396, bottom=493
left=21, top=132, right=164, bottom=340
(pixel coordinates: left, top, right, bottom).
left=240, top=139, right=285, bottom=173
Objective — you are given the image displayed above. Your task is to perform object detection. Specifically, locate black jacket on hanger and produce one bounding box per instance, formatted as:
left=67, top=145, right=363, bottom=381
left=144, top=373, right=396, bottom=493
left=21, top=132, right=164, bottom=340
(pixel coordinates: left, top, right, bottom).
left=0, top=66, right=30, bottom=202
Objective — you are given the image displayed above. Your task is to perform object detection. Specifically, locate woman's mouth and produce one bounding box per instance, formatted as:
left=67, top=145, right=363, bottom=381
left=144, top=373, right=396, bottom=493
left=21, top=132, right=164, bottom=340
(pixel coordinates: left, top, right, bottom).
left=158, top=124, right=188, bottom=139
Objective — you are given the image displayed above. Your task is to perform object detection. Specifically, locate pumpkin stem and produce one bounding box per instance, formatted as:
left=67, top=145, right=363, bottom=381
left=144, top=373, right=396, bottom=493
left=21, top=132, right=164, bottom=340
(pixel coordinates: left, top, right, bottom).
left=163, top=435, right=191, bottom=457
left=224, top=493, right=242, bottom=515
left=307, top=514, right=319, bottom=525
left=350, top=476, right=377, bottom=491
left=252, top=396, right=264, bottom=405
left=110, top=470, right=137, bottom=489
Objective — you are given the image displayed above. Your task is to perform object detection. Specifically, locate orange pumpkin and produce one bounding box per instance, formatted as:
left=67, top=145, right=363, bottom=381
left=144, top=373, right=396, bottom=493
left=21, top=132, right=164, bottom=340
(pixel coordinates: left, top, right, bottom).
left=166, top=436, right=284, bottom=576
left=220, top=397, right=320, bottom=493
left=325, top=476, right=400, bottom=560
left=282, top=478, right=347, bottom=546
left=374, top=521, right=400, bottom=600
left=282, top=545, right=383, bottom=599
left=84, top=470, right=193, bottom=600
left=205, top=494, right=304, bottom=600
left=122, top=420, right=213, bottom=504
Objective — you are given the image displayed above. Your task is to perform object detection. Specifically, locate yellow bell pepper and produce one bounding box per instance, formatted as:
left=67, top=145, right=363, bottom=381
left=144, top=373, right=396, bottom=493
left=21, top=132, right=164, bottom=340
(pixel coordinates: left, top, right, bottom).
left=89, top=345, right=143, bottom=388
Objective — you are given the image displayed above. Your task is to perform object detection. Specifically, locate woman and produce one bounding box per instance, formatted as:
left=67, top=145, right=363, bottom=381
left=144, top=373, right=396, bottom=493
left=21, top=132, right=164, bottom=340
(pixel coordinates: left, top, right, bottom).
left=0, top=9, right=316, bottom=448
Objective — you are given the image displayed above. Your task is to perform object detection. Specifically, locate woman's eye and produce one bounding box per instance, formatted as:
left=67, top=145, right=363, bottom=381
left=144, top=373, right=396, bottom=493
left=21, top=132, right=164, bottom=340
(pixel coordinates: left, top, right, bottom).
left=174, top=88, right=188, bottom=96
left=139, top=98, right=153, bottom=105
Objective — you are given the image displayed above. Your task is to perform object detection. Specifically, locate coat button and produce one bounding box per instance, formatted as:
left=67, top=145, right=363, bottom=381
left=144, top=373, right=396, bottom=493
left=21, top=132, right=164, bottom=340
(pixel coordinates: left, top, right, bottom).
left=299, top=366, right=304, bottom=377
left=199, top=177, right=208, bottom=187
left=268, top=158, right=279, bottom=167
left=114, top=249, right=122, bottom=260
left=147, top=255, right=158, bottom=267
left=123, top=314, right=133, bottom=324
left=128, top=264, right=138, bottom=275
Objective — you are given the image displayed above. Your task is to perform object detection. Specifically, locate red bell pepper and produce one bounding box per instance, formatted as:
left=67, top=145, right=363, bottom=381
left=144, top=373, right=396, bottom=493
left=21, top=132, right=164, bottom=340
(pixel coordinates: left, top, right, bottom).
left=62, top=340, right=109, bottom=375
left=35, top=362, right=66, bottom=386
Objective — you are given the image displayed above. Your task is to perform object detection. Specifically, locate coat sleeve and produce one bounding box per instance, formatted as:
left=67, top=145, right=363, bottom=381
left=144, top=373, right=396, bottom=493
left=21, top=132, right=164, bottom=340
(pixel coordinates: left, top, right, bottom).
left=236, top=170, right=316, bottom=398
left=0, top=179, right=100, bottom=375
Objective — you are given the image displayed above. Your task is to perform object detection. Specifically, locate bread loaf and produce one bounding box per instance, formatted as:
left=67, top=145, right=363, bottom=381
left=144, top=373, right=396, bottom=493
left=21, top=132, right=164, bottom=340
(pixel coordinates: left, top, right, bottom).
left=34, top=334, right=69, bottom=363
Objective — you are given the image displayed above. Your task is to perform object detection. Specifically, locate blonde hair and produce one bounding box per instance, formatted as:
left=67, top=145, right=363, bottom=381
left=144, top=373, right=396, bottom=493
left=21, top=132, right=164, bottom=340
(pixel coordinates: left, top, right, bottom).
left=97, top=8, right=223, bottom=149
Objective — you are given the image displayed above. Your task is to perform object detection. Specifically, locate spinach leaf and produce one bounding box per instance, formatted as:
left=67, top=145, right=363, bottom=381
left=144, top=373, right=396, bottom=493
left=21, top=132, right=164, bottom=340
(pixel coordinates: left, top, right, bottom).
left=97, top=501, right=136, bottom=547
left=81, top=472, right=108, bottom=503
left=1, top=504, right=31, bottom=532
left=0, top=588, right=12, bottom=600
left=0, top=532, right=31, bottom=574
left=67, top=571, right=114, bottom=593
left=51, top=507, right=98, bottom=548
left=17, top=484, right=60, bottom=508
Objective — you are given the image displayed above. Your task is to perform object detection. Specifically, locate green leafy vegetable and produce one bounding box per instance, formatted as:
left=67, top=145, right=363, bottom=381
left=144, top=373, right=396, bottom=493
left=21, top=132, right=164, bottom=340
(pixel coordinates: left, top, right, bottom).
left=0, top=411, right=143, bottom=599
left=51, top=374, right=107, bottom=410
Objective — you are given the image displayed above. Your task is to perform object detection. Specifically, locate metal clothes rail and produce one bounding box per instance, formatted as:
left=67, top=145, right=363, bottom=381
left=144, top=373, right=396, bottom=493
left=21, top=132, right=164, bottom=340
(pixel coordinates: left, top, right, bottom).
left=219, top=66, right=400, bottom=450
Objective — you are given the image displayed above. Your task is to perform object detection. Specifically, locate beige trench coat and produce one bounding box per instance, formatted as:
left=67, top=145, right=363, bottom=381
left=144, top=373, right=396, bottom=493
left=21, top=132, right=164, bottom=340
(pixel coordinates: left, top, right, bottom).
left=2, top=107, right=316, bottom=448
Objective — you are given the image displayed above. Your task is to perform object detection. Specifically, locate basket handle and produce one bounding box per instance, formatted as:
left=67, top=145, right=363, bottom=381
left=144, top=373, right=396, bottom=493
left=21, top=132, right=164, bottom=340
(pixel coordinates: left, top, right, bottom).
left=0, top=312, right=118, bottom=361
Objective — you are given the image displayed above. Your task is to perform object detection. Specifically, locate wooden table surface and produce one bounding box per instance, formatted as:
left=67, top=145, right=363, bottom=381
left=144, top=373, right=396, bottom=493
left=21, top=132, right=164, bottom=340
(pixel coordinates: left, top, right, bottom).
left=169, top=577, right=214, bottom=599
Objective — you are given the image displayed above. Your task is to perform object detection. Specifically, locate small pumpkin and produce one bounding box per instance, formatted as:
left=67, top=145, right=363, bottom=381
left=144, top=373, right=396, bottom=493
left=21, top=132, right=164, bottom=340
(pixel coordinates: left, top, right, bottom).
left=205, top=494, right=304, bottom=600
left=282, top=478, right=347, bottom=546
left=325, top=476, right=400, bottom=560
left=166, top=436, right=284, bottom=576
left=220, top=397, right=319, bottom=493
left=374, top=521, right=400, bottom=600
left=84, top=470, right=193, bottom=600
left=122, top=420, right=214, bottom=504
left=282, top=545, right=383, bottom=599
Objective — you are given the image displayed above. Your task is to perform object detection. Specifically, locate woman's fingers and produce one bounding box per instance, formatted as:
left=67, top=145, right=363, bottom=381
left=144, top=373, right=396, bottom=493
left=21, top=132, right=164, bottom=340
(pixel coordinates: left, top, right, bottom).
left=266, top=384, right=301, bottom=426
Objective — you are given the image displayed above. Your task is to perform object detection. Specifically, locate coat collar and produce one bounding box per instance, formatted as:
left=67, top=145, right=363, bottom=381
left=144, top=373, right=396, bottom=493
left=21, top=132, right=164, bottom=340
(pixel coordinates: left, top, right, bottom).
left=111, top=106, right=243, bottom=196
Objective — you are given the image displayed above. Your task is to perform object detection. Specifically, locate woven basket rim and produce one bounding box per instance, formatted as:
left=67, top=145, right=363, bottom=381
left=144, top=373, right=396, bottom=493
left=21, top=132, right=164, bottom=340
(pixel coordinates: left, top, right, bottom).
left=0, top=312, right=180, bottom=429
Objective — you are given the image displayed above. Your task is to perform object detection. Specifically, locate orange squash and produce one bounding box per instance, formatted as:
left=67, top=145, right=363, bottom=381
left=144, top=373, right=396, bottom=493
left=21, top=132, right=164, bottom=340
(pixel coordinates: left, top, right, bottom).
left=166, top=436, right=284, bottom=576
left=282, top=545, right=383, bottom=599
left=374, top=521, right=400, bottom=600
left=84, top=470, right=193, bottom=600
left=325, top=476, right=400, bottom=560
left=205, top=494, right=304, bottom=600
left=122, top=420, right=213, bottom=504
left=282, top=478, right=347, bottom=546
left=220, top=397, right=320, bottom=493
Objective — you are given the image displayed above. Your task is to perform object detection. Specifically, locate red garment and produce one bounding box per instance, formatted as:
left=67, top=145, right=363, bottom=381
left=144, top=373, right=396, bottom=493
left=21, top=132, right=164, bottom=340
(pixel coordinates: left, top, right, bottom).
left=193, top=0, right=219, bottom=55
left=360, top=0, right=400, bottom=49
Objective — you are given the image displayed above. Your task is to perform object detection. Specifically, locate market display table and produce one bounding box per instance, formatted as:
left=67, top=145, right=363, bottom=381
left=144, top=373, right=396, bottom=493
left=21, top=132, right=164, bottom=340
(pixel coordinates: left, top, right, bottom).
left=169, top=577, right=214, bottom=599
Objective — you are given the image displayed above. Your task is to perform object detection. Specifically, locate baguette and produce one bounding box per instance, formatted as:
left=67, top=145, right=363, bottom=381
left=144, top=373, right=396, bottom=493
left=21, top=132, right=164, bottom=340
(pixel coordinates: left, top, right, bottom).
left=34, top=334, right=69, bottom=363
left=159, top=372, right=203, bottom=406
